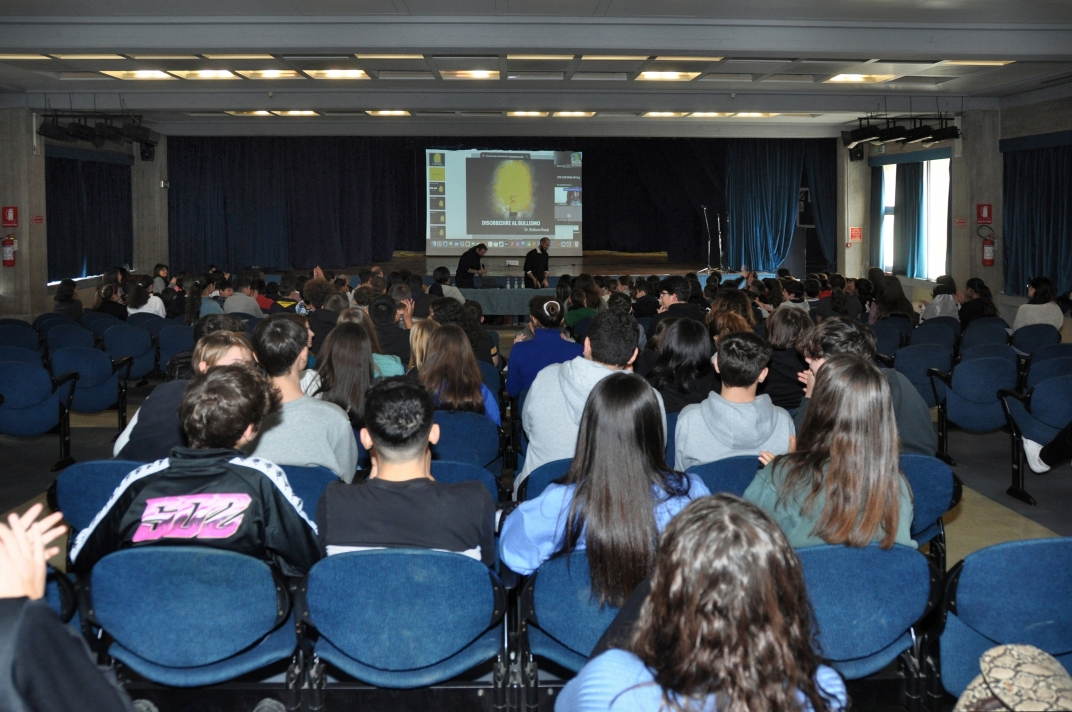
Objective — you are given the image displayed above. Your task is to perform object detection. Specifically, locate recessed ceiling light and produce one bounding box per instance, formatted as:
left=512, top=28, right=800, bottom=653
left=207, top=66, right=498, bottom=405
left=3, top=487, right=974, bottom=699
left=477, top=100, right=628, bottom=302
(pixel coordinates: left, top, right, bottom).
left=0, top=54, right=50, bottom=60
left=733, top=112, right=781, bottom=118
left=356, top=54, right=425, bottom=60
left=168, top=69, right=239, bottom=80
left=366, top=110, right=411, bottom=116
left=941, top=60, right=1014, bottom=66
left=271, top=110, right=319, bottom=116
left=100, top=70, right=175, bottom=80
left=553, top=111, right=595, bottom=117
left=507, top=54, right=574, bottom=60
left=235, top=70, right=302, bottom=80
left=825, top=74, right=895, bottom=83
left=305, top=69, right=368, bottom=79
left=130, top=55, right=200, bottom=60
left=643, top=111, right=688, bottom=117
left=655, top=56, right=723, bottom=62
left=226, top=110, right=273, bottom=116
left=581, top=55, right=648, bottom=61
left=690, top=112, right=736, bottom=117
left=440, top=70, right=499, bottom=80
left=53, top=54, right=125, bottom=60
left=638, top=71, right=700, bottom=81
left=203, top=54, right=275, bottom=60
left=507, top=111, right=549, bottom=117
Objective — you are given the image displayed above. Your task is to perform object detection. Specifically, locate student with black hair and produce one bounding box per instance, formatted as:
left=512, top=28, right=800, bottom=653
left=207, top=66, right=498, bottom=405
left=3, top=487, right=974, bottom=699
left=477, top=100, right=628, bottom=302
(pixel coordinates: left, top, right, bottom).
left=958, top=278, right=999, bottom=329
left=1013, top=276, right=1064, bottom=331
left=92, top=283, right=127, bottom=321
left=316, top=378, right=496, bottom=565
left=779, top=279, right=810, bottom=312
left=71, top=363, right=320, bottom=578
left=631, top=280, right=659, bottom=318
left=507, top=296, right=582, bottom=398
left=245, top=315, right=359, bottom=481
left=675, top=331, right=795, bottom=471
left=645, top=318, right=718, bottom=413
left=52, top=279, right=84, bottom=321
left=126, top=275, right=166, bottom=318
left=369, top=294, right=412, bottom=366
left=302, top=278, right=339, bottom=355
left=429, top=297, right=498, bottom=366
left=814, top=274, right=863, bottom=322
left=760, top=307, right=812, bottom=411
left=429, top=266, right=465, bottom=303
left=921, top=275, right=960, bottom=321
left=406, top=273, right=432, bottom=319
left=224, top=274, right=265, bottom=317
left=645, top=275, right=707, bottom=340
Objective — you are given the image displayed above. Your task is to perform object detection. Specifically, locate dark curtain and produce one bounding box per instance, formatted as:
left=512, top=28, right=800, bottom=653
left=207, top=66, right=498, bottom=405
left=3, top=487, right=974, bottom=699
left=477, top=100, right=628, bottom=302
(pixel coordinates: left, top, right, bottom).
left=803, top=139, right=838, bottom=266
left=869, top=166, right=885, bottom=269
left=1002, top=145, right=1072, bottom=297
left=45, top=157, right=133, bottom=282
left=725, top=139, right=804, bottom=271
left=893, top=162, right=926, bottom=279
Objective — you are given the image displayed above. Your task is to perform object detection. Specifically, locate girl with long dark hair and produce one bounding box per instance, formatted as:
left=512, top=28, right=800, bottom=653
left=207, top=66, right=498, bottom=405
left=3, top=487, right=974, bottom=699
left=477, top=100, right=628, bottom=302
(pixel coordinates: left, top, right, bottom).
left=307, top=323, right=377, bottom=428
left=559, top=495, right=847, bottom=712
left=52, top=279, right=84, bottom=321
left=336, top=306, right=406, bottom=377
left=1013, top=276, right=1065, bottom=332
left=419, top=324, right=500, bottom=425
left=93, top=283, right=127, bottom=321
left=645, top=318, right=717, bottom=413
left=875, top=275, right=919, bottom=326
left=958, top=278, right=999, bottom=329
left=500, top=373, right=709, bottom=606
left=745, top=354, right=914, bottom=549
left=815, top=274, right=863, bottom=322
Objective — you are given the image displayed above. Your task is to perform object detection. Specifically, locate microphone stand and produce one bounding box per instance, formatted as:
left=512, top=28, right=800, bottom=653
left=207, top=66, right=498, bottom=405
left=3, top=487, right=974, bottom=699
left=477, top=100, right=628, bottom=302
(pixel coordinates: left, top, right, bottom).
left=698, top=205, right=717, bottom=274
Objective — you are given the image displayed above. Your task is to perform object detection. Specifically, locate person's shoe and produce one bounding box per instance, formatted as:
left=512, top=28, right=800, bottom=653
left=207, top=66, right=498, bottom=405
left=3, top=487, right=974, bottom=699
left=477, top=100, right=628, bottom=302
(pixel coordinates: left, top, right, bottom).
left=251, top=699, right=286, bottom=712
left=1023, top=438, right=1050, bottom=473
left=132, top=701, right=159, bottom=712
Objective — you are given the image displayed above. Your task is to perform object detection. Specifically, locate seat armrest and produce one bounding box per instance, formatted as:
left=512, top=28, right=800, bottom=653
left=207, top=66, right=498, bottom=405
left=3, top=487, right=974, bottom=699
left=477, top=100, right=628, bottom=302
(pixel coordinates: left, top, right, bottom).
left=875, top=354, right=894, bottom=368
left=111, top=355, right=134, bottom=377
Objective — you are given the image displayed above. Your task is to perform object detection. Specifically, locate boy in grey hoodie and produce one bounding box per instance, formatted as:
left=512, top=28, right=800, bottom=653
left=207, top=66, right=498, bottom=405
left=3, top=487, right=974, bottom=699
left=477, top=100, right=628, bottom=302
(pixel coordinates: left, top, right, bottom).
left=516, top=309, right=665, bottom=497
left=675, top=331, right=795, bottom=471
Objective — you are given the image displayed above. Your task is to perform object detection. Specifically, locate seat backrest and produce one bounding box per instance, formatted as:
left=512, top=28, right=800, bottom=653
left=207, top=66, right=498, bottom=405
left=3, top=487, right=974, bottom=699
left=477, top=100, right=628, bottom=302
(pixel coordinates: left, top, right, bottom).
left=53, top=460, right=146, bottom=531
left=959, top=343, right=1018, bottom=365
left=529, top=554, right=620, bottom=658
left=91, top=547, right=285, bottom=667
left=89, top=317, right=123, bottom=339
left=0, top=346, right=42, bottom=368
left=1026, top=375, right=1072, bottom=430
left=37, top=318, right=75, bottom=339
left=46, top=324, right=94, bottom=354
left=686, top=457, right=760, bottom=497
left=127, top=312, right=162, bottom=328
left=81, top=311, right=111, bottom=327
left=33, top=312, right=69, bottom=331
left=50, top=347, right=114, bottom=389
left=950, top=357, right=1018, bottom=403
left=430, top=411, right=500, bottom=468
left=926, top=316, right=961, bottom=335
left=664, top=411, right=679, bottom=469
left=1031, top=343, right=1072, bottom=364
left=0, top=361, right=53, bottom=409
left=522, top=458, right=572, bottom=501
left=899, top=454, right=954, bottom=541
left=871, top=320, right=904, bottom=356
left=966, top=316, right=1009, bottom=330
left=895, top=344, right=953, bottom=385
left=1025, top=357, right=1072, bottom=390
left=280, top=465, right=338, bottom=515
left=477, top=360, right=500, bottom=399
left=797, top=544, right=931, bottom=663
left=953, top=538, right=1072, bottom=654
left=572, top=317, right=592, bottom=340
left=431, top=460, right=499, bottom=501
left=910, top=322, right=956, bottom=350
left=305, top=549, right=499, bottom=671
left=141, top=316, right=172, bottom=338
left=158, top=324, right=195, bottom=351
left=959, top=322, right=1008, bottom=351
left=0, top=318, right=33, bottom=330
left=103, top=323, right=152, bottom=357
left=0, top=324, right=40, bottom=352
left=1012, top=324, right=1062, bottom=355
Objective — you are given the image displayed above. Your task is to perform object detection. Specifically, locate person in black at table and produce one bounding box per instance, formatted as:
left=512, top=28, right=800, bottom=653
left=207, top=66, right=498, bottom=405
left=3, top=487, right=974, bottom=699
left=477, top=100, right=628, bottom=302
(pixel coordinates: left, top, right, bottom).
left=524, top=237, right=551, bottom=288
left=455, top=243, right=488, bottom=289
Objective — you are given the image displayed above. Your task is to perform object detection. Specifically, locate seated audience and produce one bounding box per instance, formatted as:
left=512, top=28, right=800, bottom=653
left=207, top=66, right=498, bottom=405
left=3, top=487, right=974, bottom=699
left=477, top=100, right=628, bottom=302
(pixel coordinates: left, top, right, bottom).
left=760, top=306, right=812, bottom=411
left=303, top=323, right=376, bottom=428
left=151, top=263, right=170, bottom=294
left=198, top=274, right=224, bottom=316
left=316, top=378, right=496, bottom=565
left=500, top=373, right=709, bottom=601
left=634, top=316, right=679, bottom=378
left=428, top=266, right=465, bottom=303
left=876, top=276, right=920, bottom=326
left=606, top=292, right=647, bottom=350
left=419, top=324, right=501, bottom=426
left=71, top=363, right=320, bottom=578
left=336, top=307, right=406, bottom=377
left=795, top=317, right=937, bottom=456
left=707, top=310, right=752, bottom=342
left=245, top=315, right=359, bottom=482
left=255, top=279, right=276, bottom=312
left=369, top=294, right=412, bottom=366
left=52, top=279, right=84, bottom=321
left=814, top=274, right=864, bottom=322
left=707, top=288, right=758, bottom=330
left=958, top=277, right=999, bottom=329
left=116, top=330, right=254, bottom=461
left=675, top=331, right=794, bottom=471
left=921, top=275, right=960, bottom=321
left=506, top=296, right=583, bottom=398
left=406, top=274, right=432, bottom=319
left=779, top=279, right=810, bottom=312
left=272, top=276, right=307, bottom=315
left=565, top=289, right=597, bottom=328
left=645, top=318, right=718, bottom=413
left=223, top=274, right=265, bottom=317
left=429, top=297, right=498, bottom=366
left=125, top=276, right=166, bottom=318
left=517, top=309, right=658, bottom=494
left=1013, top=276, right=1065, bottom=331
left=561, top=495, right=847, bottom=712
left=303, top=278, right=341, bottom=355
left=645, top=275, right=707, bottom=340
left=406, top=317, right=439, bottom=378
left=745, top=354, right=915, bottom=549
left=92, top=283, right=127, bottom=321
left=161, top=275, right=189, bottom=320
left=212, top=279, right=234, bottom=308
left=631, top=280, right=659, bottom=318
left=388, top=282, right=416, bottom=330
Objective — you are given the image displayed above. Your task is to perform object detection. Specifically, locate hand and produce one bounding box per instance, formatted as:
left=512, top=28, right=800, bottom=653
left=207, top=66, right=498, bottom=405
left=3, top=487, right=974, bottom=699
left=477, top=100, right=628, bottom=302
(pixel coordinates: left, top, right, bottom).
left=0, top=504, right=66, bottom=601
left=401, top=298, right=415, bottom=318
left=758, top=451, right=777, bottom=466
left=313, top=266, right=325, bottom=280
left=479, top=268, right=487, bottom=276
left=223, top=271, right=231, bottom=280
left=657, top=304, right=669, bottom=314
left=541, top=279, right=549, bottom=288
left=802, top=369, right=816, bottom=399
left=955, top=289, right=966, bottom=305
left=169, top=277, right=178, bottom=287
left=513, top=331, right=527, bottom=344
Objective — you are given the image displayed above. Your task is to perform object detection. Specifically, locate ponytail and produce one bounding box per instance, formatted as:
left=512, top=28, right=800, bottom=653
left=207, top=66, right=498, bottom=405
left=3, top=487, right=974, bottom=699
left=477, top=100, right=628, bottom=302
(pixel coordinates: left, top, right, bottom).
left=829, top=274, right=848, bottom=315
left=127, top=283, right=150, bottom=310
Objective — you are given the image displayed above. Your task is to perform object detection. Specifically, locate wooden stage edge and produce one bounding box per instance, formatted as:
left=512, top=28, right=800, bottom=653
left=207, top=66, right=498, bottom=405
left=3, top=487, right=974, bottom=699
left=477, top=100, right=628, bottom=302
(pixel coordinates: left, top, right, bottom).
left=337, top=251, right=717, bottom=279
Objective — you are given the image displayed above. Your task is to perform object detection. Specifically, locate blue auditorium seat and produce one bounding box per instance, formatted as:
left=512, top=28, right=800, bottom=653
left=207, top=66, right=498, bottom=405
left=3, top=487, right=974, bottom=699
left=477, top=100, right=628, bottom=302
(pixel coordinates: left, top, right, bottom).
left=0, top=360, right=78, bottom=471
left=103, top=323, right=157, bottom=379
left=431, top=460, right=501, bottom=502
left=686, top=456, right=760, bottom=497
left=431, top=411, right=503, bottom=476
left=1000, top=374, right=1072, bottom=506
left=157, top=323, right=194, bottom=372
left=895, top=343, right=953, bottom=408
left=929, top=356, right=1018, bottom=467
left=50, top=347, right=132, bottom=431
left=519, top=458, right=572, bottom=501
left=52, top=460, right=146, bottom=532
left=899, top=454, right=959, bottom=572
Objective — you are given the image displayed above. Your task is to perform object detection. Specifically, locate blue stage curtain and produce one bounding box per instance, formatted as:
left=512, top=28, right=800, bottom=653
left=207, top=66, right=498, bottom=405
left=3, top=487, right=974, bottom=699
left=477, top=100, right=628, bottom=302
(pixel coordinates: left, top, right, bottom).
left=869, top=166, right=885, bottom=270
left=893, top=162, right=926, bottom=279
left=1002, top=145, right=1072, bottom=297
left=803, top=139, right=838, bottom=267
left=45, top=157, right=133, bottom=282
left=724, top=139, right=804, bottom=271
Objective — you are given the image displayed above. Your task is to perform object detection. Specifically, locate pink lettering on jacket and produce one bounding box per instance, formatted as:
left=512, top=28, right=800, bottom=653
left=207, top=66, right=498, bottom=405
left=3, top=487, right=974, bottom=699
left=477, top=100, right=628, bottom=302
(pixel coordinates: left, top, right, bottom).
left=132, top=493, right=252, bottom=542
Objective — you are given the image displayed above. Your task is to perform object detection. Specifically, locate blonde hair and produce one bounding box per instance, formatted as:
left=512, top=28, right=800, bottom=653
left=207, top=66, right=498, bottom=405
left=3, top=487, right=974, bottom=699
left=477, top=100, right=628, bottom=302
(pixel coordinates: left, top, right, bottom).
left=409, top=318, right=439, bottom=371
left=192, top=331, right=253, bottom=371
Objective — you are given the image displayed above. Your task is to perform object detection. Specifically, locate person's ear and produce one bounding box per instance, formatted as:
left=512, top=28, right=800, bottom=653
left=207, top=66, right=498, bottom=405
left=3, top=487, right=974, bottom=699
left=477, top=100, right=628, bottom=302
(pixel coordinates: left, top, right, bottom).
left=298, top=346, right=309, bottom=370
left=198, top=360, right=210, bottom=374
left=234, top=422, right=258, bottom=449
left=428, top=423, right=441, bottom=446
left=757, top=366, right=769, bottom=384
left=583, top=337, right=592, bottom=358
left=627, top=347, right=638, bottom=366
left=713, top=354, right=721, bottom=374
left=359, top=428, right=374, bottom=451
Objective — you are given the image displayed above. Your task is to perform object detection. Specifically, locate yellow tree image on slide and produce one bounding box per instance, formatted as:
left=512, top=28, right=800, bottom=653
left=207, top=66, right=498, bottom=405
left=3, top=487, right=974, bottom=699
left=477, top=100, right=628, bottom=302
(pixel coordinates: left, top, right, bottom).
left=492, top=160, right=535, bottom=219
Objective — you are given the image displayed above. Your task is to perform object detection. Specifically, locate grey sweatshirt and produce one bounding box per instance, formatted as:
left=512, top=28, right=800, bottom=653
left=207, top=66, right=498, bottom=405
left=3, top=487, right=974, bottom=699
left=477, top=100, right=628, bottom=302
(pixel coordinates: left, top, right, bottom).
left=516, top=356, right=665, bottom=495
left=674, top=392, right=794, bottom=471
left=244, top=396, right=358, bottom=482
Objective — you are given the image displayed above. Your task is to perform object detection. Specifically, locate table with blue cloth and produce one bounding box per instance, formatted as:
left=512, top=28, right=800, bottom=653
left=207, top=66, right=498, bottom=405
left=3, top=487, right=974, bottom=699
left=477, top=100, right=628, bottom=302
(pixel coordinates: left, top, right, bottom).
left=458, top=288, right=557, bottom=316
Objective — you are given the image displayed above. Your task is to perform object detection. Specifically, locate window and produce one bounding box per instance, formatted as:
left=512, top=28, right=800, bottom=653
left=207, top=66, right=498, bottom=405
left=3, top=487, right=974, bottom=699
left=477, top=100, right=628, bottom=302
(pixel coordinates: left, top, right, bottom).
left=878, top=159, right=950, bottom=279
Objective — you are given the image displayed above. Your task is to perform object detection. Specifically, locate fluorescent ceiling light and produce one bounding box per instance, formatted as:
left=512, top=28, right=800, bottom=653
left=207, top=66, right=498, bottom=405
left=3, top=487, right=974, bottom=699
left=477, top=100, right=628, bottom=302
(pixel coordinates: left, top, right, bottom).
left=100, top=70, right=175, bottom=80
left=689, top=112, right=735, bottom=117
left=168, top=69, right=238, bottom=79
left=734, top=112, right=781, bottom=118
left=203, top=54, right=275, bottom=60
left=638, top=71, right=700, bottom=81
left=440, top=70, right=499, bottom=80
left=235, top=70, right=302, bottom=79
left=507, top=72, right=564, bottom=80
left=825, top=74, right=895, bottom=83
left=581, top=55, right=648, bottom=61
left=655, top=56, right=722, bottom=62
left=305, top=69, right=368, bottom=79
left=941, top=60, right=1014, bottom=66
left=271, top=110, right=318, bottom=116
left=130, top=55, right=199, bottom=60
left=572, top=72, right=627, bottom=80
left=643, top=111, right=687, bottom=117
left=366, top=110, right=410, bottom=116
left=507, top=55, right=574, bottom=60
left=553, top=111, right=595, bottom=117
left=0, top=54, right=50, bottom=60
left=507, top=111, right=549, bottom=117
left=53, top=54, right=124, bottom=60
left=356, top=54, right=425, bottom=59
left=226, top=110, right=272, bottom=116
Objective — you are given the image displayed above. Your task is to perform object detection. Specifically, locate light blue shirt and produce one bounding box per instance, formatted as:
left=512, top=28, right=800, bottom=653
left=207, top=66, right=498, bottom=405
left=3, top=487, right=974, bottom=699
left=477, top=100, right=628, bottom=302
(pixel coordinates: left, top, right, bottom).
left=556, top=649, right=848, bottom=712
left=499, top=474, right=709, bottom=575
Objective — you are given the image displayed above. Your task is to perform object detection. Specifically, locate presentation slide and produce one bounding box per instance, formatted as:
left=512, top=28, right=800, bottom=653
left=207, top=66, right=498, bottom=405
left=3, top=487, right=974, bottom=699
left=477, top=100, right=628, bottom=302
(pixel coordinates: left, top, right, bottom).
left=425, top=149, right=583, bottom=256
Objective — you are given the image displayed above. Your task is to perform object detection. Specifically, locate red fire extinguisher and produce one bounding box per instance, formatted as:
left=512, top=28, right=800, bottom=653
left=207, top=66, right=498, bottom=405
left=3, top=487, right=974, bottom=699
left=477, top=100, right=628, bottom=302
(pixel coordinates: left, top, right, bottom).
left=978, top=225, right=995, bottom=267
left=1, top=235, right=14, bottom=267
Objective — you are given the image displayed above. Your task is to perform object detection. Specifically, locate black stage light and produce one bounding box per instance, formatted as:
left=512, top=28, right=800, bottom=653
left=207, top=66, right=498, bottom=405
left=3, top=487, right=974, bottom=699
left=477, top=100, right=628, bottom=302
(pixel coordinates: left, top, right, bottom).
left=37, top=119, right=73, bottom=142
left=95, top=122, right=125, bottom=143
left=65, top=121, right=97, bottom=142
left=923, top=125, right=961, bottom=145
left=843, top=124, right=881, bottom=149
left=874, top=125, right=907, bottom=144
left=902, top=124, right=935, bottom=144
